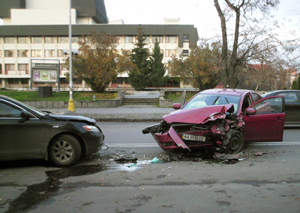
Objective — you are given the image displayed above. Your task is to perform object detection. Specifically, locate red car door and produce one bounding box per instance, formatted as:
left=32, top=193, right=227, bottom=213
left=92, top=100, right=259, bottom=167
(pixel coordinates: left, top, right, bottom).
left=242, top=96, right=285, bottom=142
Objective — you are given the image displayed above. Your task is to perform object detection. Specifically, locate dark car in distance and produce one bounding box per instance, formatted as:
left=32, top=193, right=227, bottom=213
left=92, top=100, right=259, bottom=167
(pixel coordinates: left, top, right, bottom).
left=262, top=90, right=300, bottom=127
left=0, top=95, right=105, bottom=166
left=143, top=89, right=285, bottom=153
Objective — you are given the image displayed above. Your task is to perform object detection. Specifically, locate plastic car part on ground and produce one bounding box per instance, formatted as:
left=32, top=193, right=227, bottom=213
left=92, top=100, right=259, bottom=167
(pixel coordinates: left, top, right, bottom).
left=151, top=157, right=164, bottom=163
left=254, top=152, right=268, bottom=156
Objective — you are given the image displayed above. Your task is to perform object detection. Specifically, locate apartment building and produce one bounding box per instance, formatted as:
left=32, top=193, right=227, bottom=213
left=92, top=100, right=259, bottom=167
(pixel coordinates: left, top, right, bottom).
left=0, top=0, right=198, bottom=90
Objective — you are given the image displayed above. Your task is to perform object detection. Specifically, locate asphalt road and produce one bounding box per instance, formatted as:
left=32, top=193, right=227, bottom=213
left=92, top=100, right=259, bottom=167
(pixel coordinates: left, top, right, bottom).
left=1, top=123, right=300, bottom=213
left=99, top=121, right=300, bottom=148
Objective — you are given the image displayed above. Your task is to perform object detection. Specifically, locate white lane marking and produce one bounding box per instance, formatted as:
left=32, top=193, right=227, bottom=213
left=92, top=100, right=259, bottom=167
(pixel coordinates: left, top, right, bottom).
left=106, top=142, right=300, bottom=148
left=247, top=142, right=300, bottom=146
left=106, top=143, right=158, bottom=147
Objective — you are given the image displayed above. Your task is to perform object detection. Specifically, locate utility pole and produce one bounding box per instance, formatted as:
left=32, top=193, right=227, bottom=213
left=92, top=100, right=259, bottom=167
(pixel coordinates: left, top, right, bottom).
left=68, top=0, right=75, bottom=111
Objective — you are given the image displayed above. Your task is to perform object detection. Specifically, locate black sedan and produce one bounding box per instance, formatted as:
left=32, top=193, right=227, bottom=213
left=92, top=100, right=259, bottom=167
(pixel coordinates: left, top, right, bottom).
left=262, top=90, right=300, bottom=127
left=0, top=95, right=105, bottom=166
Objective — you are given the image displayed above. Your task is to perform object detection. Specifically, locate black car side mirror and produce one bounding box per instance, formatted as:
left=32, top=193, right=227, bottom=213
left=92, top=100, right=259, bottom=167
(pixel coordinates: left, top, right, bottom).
left=19, top=110, right=31, bottom=123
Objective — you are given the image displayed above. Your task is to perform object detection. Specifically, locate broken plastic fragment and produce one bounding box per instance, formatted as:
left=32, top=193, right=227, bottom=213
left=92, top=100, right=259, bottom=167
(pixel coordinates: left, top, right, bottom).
left=126, top=163, right=137, bottom=168
left=151, top=157, right=164, bottom=163
left=254, top=152, right=268, bottom=156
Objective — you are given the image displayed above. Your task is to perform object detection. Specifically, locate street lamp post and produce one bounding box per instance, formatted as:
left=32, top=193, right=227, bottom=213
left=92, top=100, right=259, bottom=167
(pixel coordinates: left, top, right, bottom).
left=68, top=0, right=75, bottom=111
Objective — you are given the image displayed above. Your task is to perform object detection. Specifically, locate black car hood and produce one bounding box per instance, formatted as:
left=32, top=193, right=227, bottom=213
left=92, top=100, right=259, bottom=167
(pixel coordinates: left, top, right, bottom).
left=47, top=114, right=96, bottom=124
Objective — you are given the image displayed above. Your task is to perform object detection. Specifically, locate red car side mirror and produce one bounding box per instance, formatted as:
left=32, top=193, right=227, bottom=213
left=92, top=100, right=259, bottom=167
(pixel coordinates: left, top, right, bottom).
left=173, top=103, right=181, bottom=110
left=245, top=107, right=256, bottom=115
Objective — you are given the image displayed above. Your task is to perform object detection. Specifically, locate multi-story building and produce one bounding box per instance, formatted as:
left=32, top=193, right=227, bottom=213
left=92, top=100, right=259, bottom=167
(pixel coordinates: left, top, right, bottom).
left=0, top=0, right=198, bottom=90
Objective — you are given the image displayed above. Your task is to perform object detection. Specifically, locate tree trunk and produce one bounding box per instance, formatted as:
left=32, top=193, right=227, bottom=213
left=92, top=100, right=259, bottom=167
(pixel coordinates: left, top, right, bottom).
left=215, top=0, right=244, bottom=89
left=214, top=0, right=228, bottom=84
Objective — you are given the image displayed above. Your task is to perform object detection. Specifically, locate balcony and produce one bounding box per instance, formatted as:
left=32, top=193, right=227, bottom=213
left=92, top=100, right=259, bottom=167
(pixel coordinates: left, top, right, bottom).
left=3, top=70, right=30, bottom=75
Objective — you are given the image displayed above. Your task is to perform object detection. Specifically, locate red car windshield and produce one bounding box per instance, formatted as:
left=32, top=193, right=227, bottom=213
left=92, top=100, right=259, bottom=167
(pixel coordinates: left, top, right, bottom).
left=183, top=94, right=241, bottom=114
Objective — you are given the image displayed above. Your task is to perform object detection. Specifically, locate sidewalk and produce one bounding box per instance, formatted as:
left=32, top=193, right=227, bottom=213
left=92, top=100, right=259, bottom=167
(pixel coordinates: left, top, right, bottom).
left=40, top=105, right=174, bottom=122
left=40, top=91, right=175, bottom=122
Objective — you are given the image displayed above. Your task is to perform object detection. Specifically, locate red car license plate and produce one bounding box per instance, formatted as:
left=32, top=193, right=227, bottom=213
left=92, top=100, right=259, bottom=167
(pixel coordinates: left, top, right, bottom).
left=182, top=134, right=206, bottom=142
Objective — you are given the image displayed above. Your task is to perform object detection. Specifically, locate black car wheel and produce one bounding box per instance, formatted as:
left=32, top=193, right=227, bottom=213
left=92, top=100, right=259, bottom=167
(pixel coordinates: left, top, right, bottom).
left=49, top=135, right=81, bottom=166
left=228, top=130, right=244, bottom=154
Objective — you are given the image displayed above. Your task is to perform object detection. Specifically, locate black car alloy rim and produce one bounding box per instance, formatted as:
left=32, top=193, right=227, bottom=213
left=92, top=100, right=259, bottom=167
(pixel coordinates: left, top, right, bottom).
left=51, top=140, right=74, bottom=162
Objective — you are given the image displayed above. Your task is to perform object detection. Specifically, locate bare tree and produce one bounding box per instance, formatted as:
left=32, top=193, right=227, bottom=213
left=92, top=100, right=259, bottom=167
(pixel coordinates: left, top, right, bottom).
left=237, top=42, right=294, bottom=91
left=213, top=0, right=281, bottom=88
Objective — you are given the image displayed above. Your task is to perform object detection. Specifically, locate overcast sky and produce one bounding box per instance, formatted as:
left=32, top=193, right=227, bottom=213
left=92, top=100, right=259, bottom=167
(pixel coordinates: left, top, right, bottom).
left=104, top=0, right=300, bottom=40
left=0, top=0, right=298, bottom=40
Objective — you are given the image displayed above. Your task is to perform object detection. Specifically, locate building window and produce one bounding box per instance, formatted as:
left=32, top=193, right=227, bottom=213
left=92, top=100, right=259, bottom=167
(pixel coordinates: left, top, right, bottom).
left=45, top=50, right=56, bottom=57
left=183, top=34, right=189, bottom=42
left=17, top=37, right=29, bottom=43
left=8, top=78, right=19, bottom=84
left=18, top=64, right=29, bottom=74
left=0, top=64, right=2, bottom=74
left=18, top=50, right=28, bottom=57
left=182, top=49, right=189, bottom=56
left=21, top=78, right=29, bottom=84
left=0, top=50, right=2, bottom=58
left=72, top=37, right=79, bottom=43
left=166, top=36, right=177, bottom=43
left=152, top=36, right=163, bottom=43
left=4, top=37, right=15, bottom=43
left=125, top=36, right=136, bottom=43
left=5, top=64, right=15, bottom=71
left=60, top=64, right=68, bottom=74
left=31, top=37, right=42, bottom=43
left=144, top=36, right=150, bottom=43
left=45, top=37, right=55, bottom=43
left=58, top=37, right=69, bottom=43
left=57, top=49, right=65, bottom=57
left=165, top=49, right=176, bottom=57
left=5, top=50, right=15, bottom=57
left=31, top=50, right=42, bottom=57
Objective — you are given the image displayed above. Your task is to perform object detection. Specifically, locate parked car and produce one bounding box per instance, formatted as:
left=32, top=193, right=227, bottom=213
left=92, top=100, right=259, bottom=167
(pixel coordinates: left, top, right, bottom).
left=0, top=95, right=105, bottom=166
left=262, top=90, right=300, bottom=127
left=143, top=89, right=285, bottom=153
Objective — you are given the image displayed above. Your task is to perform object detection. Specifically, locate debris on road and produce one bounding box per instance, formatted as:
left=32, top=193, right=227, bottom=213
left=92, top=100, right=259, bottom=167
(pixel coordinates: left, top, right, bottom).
left=125, top=163, right=137, bottom=168
left=101, top=144, right=109, bottom=150
left=214, top=153, right=239, bottom=160
left=151, top=157, right=164, bottom=163
left=254, top=152, right=268, bottom=156
left=115, top=157, right=137, bottom=163
left=213, top=153, right=240, bottom=164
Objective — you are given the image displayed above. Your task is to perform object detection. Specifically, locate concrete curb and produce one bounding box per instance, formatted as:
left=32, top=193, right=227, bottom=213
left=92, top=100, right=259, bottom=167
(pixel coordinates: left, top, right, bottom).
left=45, top=107, right=172, bottom=122
left=94, top=118, right=161, bottom=122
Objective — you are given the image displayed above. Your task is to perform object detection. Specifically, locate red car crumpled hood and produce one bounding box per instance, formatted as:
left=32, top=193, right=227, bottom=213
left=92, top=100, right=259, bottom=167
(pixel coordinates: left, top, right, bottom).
left=163, top=104, right=234, bottom=124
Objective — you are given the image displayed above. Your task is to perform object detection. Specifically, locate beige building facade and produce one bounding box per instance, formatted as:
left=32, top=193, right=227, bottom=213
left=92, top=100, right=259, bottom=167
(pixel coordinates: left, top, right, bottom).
left=0, top=0, right=198, bottom=90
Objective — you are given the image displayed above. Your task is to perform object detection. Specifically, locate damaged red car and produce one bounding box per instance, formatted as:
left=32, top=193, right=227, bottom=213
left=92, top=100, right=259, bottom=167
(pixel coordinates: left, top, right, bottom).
left=143, top=89, right=285, bottom=154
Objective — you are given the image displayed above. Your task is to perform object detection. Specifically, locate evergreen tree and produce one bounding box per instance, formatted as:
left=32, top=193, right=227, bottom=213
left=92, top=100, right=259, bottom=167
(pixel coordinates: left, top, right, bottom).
left=149, top=39, right=167, bottom=89
left=298, top=74, right=300, bottom=90
left=129, top=27, right=150, bottom=90
left=291, top=79, right=298, bottom=90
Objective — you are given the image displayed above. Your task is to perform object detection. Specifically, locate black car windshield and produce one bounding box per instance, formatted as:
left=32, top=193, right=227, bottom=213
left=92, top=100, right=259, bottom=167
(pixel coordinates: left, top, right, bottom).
left=1, top=95, right=46, bottom=116
left=183, top=94, right=241, bottom=114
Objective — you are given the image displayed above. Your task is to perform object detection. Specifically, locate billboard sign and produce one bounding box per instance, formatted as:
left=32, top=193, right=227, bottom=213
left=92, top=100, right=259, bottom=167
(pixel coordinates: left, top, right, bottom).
left=31, top=63, right=59, bottom=83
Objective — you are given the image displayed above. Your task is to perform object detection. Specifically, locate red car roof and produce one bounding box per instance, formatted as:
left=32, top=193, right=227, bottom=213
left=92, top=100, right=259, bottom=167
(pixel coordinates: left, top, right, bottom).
left=200, top=89, right=252, bottom=96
